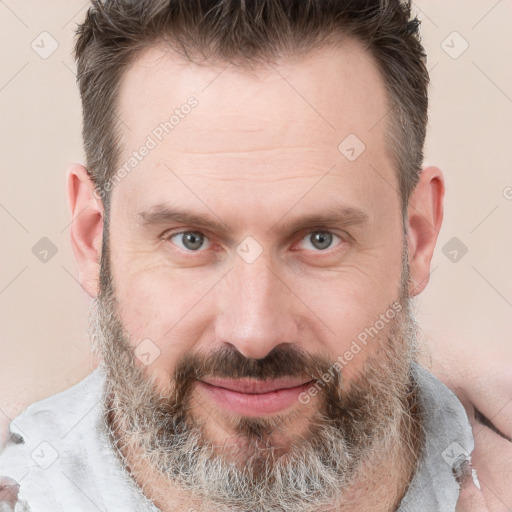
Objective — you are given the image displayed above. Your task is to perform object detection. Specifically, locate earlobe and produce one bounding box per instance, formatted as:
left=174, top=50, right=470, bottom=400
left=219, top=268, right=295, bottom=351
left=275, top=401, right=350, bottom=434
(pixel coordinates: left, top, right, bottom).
left=406, top=166, right=445, bottom=296
left=66, top=163, right=104, bottom=298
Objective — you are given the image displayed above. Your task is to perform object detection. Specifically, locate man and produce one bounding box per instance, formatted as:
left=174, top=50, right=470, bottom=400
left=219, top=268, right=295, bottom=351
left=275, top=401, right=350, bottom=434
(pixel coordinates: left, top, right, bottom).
left=0, top=0, right=490, bottom=510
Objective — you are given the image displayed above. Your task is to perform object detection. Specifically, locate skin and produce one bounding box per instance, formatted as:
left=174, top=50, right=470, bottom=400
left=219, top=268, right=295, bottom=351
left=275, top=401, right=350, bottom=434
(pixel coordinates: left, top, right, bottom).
left=63, top=39, right=488, bottom=511
left=426, top=338, right=512, bottom=511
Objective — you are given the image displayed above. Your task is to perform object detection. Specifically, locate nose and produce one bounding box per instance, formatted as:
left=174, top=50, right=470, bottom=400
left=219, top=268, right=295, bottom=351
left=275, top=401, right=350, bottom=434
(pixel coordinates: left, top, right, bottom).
left=214, top=255, right=300, bottom=360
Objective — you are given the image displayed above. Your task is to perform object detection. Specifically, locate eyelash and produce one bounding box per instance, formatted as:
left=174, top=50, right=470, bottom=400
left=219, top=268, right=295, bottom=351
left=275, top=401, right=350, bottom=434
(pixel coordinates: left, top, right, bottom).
left=162, top=229, right=347, bottom=255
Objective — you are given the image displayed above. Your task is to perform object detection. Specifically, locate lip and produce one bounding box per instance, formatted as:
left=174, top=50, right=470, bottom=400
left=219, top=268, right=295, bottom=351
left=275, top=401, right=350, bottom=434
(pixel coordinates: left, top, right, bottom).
left=197, top=378, right=315, bottom=416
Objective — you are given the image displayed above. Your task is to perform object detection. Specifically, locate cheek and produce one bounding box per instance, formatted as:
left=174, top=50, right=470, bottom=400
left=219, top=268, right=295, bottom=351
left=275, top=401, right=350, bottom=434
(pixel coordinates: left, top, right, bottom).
left=296, top=257, right=403, bottom=374
left=112, top=261, right=220, bottom=379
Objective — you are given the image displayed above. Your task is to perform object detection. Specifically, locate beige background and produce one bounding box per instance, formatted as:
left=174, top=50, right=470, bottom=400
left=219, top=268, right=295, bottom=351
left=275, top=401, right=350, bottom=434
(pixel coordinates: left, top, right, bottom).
left=1, top=1, right=511, bottom=424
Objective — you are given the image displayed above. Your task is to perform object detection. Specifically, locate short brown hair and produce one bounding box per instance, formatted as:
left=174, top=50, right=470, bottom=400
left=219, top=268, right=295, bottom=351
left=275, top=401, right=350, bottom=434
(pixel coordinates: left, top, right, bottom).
left=74, top=0, right=428, bottom=215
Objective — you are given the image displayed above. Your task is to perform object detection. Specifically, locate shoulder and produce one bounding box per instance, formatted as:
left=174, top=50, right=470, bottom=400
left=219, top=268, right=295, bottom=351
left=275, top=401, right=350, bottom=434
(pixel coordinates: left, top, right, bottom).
left=0, top=369, right=107, bottom=509
left=0, top=369, right=156, bottom=512
left=4, top=368, right=106, bottom=446
left=398, top=363, right=476, bottom=512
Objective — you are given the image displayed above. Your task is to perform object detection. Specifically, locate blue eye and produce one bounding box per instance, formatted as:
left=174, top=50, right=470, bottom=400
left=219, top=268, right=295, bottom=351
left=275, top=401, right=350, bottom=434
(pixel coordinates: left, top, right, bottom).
left=170, top=231, right=210, bottom=251
left=298, top=231, right=341, bottom=251
left=166, top=230, right=343, bottom=254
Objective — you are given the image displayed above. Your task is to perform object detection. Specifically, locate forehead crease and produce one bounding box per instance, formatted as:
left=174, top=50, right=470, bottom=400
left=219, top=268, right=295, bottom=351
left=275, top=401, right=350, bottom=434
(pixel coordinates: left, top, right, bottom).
left=113, top=43, right=397, bottom=208
left=117, top=43, right=389, bottom=138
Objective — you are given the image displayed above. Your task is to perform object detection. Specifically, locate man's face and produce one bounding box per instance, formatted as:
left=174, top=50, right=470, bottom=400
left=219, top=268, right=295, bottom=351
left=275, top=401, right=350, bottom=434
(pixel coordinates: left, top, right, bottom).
left=92, top=40, right=419, bottom=511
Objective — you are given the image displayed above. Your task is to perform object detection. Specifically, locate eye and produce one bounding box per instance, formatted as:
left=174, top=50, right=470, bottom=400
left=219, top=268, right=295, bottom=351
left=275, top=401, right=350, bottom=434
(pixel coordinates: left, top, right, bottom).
left=297, top=231, right=342, bottom=251
left=169, top=231, right=210, bottom=252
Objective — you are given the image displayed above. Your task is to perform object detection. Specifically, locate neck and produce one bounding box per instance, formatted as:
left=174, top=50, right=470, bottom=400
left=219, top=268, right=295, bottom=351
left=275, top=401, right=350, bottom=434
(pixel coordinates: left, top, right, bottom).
left=107, top=392, right=423, bottom=512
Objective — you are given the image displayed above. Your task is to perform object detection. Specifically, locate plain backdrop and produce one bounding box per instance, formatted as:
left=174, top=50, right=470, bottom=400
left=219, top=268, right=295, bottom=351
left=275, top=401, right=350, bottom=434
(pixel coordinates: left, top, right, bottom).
left=1, top=1, right=511, bottom=424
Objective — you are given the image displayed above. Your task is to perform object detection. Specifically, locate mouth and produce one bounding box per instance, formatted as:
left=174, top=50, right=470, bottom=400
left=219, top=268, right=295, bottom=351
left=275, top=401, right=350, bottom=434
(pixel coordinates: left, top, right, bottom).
left=197, top=377, right=316, bottom=416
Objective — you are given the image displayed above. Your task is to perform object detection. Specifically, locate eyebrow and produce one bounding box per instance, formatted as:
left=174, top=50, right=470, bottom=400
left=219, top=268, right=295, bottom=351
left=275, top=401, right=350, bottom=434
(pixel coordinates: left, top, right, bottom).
left=138, top=206, right=233, bottom=234
left=137, top=203, right=370, bottom=235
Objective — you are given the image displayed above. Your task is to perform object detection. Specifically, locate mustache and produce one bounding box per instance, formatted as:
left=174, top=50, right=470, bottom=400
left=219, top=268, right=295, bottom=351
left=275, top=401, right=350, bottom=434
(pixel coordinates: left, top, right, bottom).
left=174, top=344, right=334, bottom=382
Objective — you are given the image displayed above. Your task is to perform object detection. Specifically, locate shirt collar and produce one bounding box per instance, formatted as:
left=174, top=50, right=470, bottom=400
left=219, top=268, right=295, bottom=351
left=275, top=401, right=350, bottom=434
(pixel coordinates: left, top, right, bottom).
left=397, top=361, right=474, bottom=511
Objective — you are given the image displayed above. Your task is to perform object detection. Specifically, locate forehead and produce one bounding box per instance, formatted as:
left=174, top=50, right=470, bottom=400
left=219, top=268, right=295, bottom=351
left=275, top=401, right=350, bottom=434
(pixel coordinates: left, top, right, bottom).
left=113, top=39, right=398, bottom=218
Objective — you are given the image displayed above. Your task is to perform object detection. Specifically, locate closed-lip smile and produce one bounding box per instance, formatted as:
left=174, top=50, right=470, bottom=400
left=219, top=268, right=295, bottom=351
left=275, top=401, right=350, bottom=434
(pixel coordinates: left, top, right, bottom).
left=197, top=377, right=315, bottom=416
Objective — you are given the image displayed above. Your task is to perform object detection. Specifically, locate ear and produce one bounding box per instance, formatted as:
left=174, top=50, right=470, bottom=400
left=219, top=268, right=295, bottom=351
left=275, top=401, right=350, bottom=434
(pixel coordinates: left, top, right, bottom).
left=66, top=163, right=104, bottom=298
left=406, top=166, right=445, bottom=296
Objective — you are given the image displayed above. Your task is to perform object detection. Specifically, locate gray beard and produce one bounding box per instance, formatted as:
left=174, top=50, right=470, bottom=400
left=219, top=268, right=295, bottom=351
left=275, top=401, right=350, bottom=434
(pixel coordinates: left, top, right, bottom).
left=89, top=244, right=423, bottom=512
